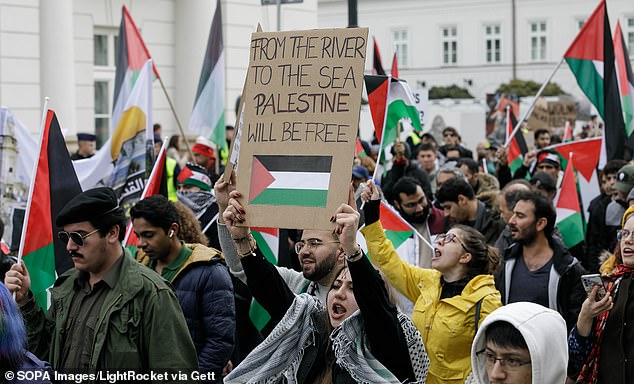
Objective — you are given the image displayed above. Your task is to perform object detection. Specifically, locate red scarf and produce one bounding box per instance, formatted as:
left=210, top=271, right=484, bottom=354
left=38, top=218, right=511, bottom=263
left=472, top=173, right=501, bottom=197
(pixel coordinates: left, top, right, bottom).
left=576, top=263, right=634, bottom=383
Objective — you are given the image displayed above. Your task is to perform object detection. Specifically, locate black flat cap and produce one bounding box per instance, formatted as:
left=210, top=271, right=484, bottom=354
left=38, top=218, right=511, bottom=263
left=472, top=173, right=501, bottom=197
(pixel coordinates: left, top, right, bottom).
left=530, top=172, right=557, bottom=192
left=77, top=133, right=96, bottom=141
left=56, top=187, right=119, bottom=227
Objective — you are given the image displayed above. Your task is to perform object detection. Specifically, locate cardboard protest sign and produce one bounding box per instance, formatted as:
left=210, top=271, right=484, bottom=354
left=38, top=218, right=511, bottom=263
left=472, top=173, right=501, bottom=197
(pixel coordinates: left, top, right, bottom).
left=527, top=97, right=577, bottom=129
left=235, top=27, right=368, bottom=229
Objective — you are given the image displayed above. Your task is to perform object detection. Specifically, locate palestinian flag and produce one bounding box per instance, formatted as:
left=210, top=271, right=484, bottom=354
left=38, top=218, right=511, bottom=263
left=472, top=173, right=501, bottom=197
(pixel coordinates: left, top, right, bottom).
left=563, top=121, right=573, bottom=142
left=546, top=137, right=601, bottom=182
left=615, top=21, right=634, bottom=137
left=249, top=227, right=279, bottom=331
left=372, top=37, right=386, bottom=75
left=355, top=138, right=367, bottom=157
left=123, top=138, right=168, bottom=250
left=384, top=78, right=422, bottom=147
left=391, top=50, right=399, bottom=78
left=364, top=75, right=390, bottom=143
left=380, top=201, right=414, bottom=249
left=189, top=0, right=226, bottom=150
left=20, top=111, right=82, bottom=309
left=249, top=155, right=332, bottom=208
left=112, top=5, right=159, bottom=135
left=564, top=0, right=626, bottom=160
left=506, top=107, right=528, bottom=174
left=555, top=154, right=584, bottom=249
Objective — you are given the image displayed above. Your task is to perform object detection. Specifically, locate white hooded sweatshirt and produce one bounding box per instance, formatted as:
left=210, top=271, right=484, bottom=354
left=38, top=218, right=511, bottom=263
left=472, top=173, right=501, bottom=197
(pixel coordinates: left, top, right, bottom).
left=469, top=302, right=568, bottom=384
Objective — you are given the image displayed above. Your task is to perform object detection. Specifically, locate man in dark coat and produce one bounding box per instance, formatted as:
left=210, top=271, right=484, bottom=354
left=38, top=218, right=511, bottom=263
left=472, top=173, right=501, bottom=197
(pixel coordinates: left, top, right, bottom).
left=131, top=195, right=235, bottom=378
left=494, top=190, right=586, bottom=330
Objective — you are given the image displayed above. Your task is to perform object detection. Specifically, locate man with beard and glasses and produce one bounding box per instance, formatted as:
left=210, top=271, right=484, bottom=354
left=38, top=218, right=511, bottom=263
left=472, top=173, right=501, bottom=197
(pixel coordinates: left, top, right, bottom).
left=214, top=171, right=346, bottom=306
left=388, top=177, right=444, bottom=268
left=494, top=190, right=586, bottom=330
left=177, top=163, right=221, bottom=249
left=436, top=177, right=505, bottom=246
left=131, top=195, right=234, bottom=378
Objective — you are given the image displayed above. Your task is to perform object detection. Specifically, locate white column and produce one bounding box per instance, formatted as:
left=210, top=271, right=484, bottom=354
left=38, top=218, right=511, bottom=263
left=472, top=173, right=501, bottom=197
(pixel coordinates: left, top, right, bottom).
left=175, top=0, right=215, bottom=137
left=39, top=0, right=76, bottom=135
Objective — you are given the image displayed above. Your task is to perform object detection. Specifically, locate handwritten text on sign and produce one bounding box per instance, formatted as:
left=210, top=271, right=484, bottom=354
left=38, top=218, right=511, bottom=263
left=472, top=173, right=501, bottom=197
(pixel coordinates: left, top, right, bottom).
left=236, top=28, right=368, bottom=230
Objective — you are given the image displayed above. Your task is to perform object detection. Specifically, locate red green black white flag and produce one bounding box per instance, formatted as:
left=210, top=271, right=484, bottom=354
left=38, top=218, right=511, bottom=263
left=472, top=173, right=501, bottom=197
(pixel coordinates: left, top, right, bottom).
left=249, top=155, right=332, bottom=208
left=506, top=107, right=528, bottom=174
left=564, top=0, right=626, bottom=160
left=614, top=21, right=634, bottom=137
left=19, top=110, right=82, bottom=309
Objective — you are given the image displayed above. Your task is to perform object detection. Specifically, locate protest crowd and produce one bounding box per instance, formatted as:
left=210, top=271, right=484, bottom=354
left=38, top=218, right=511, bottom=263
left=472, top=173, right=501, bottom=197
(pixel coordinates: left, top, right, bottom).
left=2, top=1, right=634, bottom=384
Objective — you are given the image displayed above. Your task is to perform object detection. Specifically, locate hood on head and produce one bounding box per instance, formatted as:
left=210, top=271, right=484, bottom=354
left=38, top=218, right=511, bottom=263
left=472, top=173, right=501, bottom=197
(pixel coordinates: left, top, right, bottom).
left=470, top=302, right=567, bottom=384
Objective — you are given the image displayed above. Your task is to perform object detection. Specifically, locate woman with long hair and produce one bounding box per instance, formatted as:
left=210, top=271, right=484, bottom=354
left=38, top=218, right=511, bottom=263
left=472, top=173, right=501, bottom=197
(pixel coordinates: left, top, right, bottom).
left=0, top=282, right=52, bottom=383
left=360, top=180, right=502, bottom=384
left=568, top=205, right=634, bottom=383
left=222, top=188, right=429, bottom=383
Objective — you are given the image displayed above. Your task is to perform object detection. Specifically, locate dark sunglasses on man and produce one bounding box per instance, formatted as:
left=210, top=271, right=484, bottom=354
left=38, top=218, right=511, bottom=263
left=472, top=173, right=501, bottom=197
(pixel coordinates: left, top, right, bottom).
left=57, top=229, right=99, bottom=247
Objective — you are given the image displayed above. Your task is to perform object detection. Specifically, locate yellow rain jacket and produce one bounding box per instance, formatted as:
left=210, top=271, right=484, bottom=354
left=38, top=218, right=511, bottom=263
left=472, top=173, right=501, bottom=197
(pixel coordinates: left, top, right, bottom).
left=361, top=221, right=502, bottom=384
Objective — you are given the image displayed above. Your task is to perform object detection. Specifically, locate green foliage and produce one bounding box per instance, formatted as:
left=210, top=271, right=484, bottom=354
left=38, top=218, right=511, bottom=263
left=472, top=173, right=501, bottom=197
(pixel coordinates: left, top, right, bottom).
left=429, top=85, right=474, bottom=99
left=495, top=79, right=567, bottom=97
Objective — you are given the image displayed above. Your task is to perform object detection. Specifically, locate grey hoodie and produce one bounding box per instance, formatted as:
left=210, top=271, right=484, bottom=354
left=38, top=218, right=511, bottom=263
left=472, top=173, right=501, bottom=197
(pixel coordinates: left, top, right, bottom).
left=469, top=302, right=568, bottom=384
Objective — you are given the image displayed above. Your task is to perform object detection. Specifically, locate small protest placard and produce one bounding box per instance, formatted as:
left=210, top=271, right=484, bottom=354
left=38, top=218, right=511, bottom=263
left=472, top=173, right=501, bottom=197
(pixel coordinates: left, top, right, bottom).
left=235, top=27, right=368, bottom=229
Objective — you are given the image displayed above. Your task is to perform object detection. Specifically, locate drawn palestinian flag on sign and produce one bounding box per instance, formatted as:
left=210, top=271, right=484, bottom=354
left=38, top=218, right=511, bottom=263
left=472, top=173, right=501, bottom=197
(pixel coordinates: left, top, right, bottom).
left=249, top=155, right=332, bottom=207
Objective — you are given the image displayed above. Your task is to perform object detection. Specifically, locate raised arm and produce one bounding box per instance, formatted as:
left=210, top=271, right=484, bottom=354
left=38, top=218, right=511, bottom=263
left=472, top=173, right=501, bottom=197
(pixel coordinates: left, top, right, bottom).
left=334, top=186, right=417, bottom=383
left=223, top=189, right=296, bottom=325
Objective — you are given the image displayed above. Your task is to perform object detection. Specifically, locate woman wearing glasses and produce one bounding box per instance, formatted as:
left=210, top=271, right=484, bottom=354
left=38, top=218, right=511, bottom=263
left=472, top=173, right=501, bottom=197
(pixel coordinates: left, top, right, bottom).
left=360, top=180, right=502, bottom=384
left=222, top=188, right=429, bottom=383
left=568, top=206, right=634, bottom=384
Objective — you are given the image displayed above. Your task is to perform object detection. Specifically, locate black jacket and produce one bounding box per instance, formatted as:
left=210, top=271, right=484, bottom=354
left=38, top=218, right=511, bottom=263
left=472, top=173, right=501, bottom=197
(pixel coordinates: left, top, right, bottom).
left=495, top=238, right=587, bottom=330
left=382, top=162, right=433, bottom=200
left=241, top=247, right=417, bottom=383
left=585, top=193, right=616, bottom=272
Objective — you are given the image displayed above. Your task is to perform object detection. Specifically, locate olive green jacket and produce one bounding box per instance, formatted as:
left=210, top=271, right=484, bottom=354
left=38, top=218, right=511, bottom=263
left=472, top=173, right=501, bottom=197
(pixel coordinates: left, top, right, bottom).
left=21, top=250, right=198, bottom=376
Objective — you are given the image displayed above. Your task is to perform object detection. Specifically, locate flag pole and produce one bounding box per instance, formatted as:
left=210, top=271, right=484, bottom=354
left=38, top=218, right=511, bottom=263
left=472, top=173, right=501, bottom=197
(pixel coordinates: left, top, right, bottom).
left=122, top=137, right=169, bottom=247
left=504, top=57, right=565, bottom=148
left=15, top=97, right=50, bottom=299
left=157, top=77, right=195, bottom=159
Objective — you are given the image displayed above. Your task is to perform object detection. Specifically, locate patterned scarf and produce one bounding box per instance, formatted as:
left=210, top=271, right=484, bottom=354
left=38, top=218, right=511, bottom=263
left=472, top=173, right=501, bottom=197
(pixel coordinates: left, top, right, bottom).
left=576, top=263, right=634, bottom=383
left=225, top=294, right=429, bottom=384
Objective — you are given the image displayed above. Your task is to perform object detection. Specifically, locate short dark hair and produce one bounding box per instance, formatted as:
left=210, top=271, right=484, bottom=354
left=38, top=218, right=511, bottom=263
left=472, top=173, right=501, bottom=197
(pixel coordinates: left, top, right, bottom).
left=415, top=143, right=435, bottom=156
left=514, top=190, right=556, bottom=237
left=457, top=158, right=478, bottom=175
left=603, top=159, right=628, bottom=176
left=485, top=321, right=528, bottom=351
left=130, top=195, right=180, bottom=234
left=436, top=177, right=475, bottom=203
left=534, top=128, right=550, bottom=140
left=390, top=177, right=423, bottom=204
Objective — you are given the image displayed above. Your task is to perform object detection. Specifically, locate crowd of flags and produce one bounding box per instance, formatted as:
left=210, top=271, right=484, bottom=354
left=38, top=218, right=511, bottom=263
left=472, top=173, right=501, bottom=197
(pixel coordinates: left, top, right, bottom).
left=3, top=0, right=634, bottom=327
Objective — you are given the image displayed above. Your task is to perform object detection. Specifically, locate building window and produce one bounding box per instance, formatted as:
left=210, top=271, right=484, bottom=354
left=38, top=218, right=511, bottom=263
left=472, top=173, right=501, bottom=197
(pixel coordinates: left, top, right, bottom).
left=530, top=21, right=547, bottom=61
left=392, top=29, right=408, bottom=67
left=627, top=17, right=634, bottom=59
left=442, top=26, right=458, bottom=65
left=93, top=29, right=118, bottom=147
left=485, top=24, right=501, bottom=63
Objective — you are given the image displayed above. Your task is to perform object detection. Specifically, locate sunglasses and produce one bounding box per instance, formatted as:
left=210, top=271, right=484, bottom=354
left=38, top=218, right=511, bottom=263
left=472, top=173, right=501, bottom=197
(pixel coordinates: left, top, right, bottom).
left=57, top=229, right=100, bottom=247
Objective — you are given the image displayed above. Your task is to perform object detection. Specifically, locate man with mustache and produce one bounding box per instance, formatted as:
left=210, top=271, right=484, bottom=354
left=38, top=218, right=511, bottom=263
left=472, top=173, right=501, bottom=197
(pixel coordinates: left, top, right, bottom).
left=494, top=190, right=586, bottom=330
left=3, top=187, right=198, bottom=374
left=388, top=177, right=444, bottom=268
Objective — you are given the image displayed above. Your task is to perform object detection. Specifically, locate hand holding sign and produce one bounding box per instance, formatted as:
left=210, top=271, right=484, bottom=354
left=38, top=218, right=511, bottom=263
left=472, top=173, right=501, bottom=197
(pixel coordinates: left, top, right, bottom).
left=235, top=27, right=368, bottom=230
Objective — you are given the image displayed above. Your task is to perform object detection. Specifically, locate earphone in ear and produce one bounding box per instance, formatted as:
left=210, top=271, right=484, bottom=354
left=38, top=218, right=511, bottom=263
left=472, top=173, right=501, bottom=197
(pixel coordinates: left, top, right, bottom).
left=169, top=230, right=175, bottom=238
